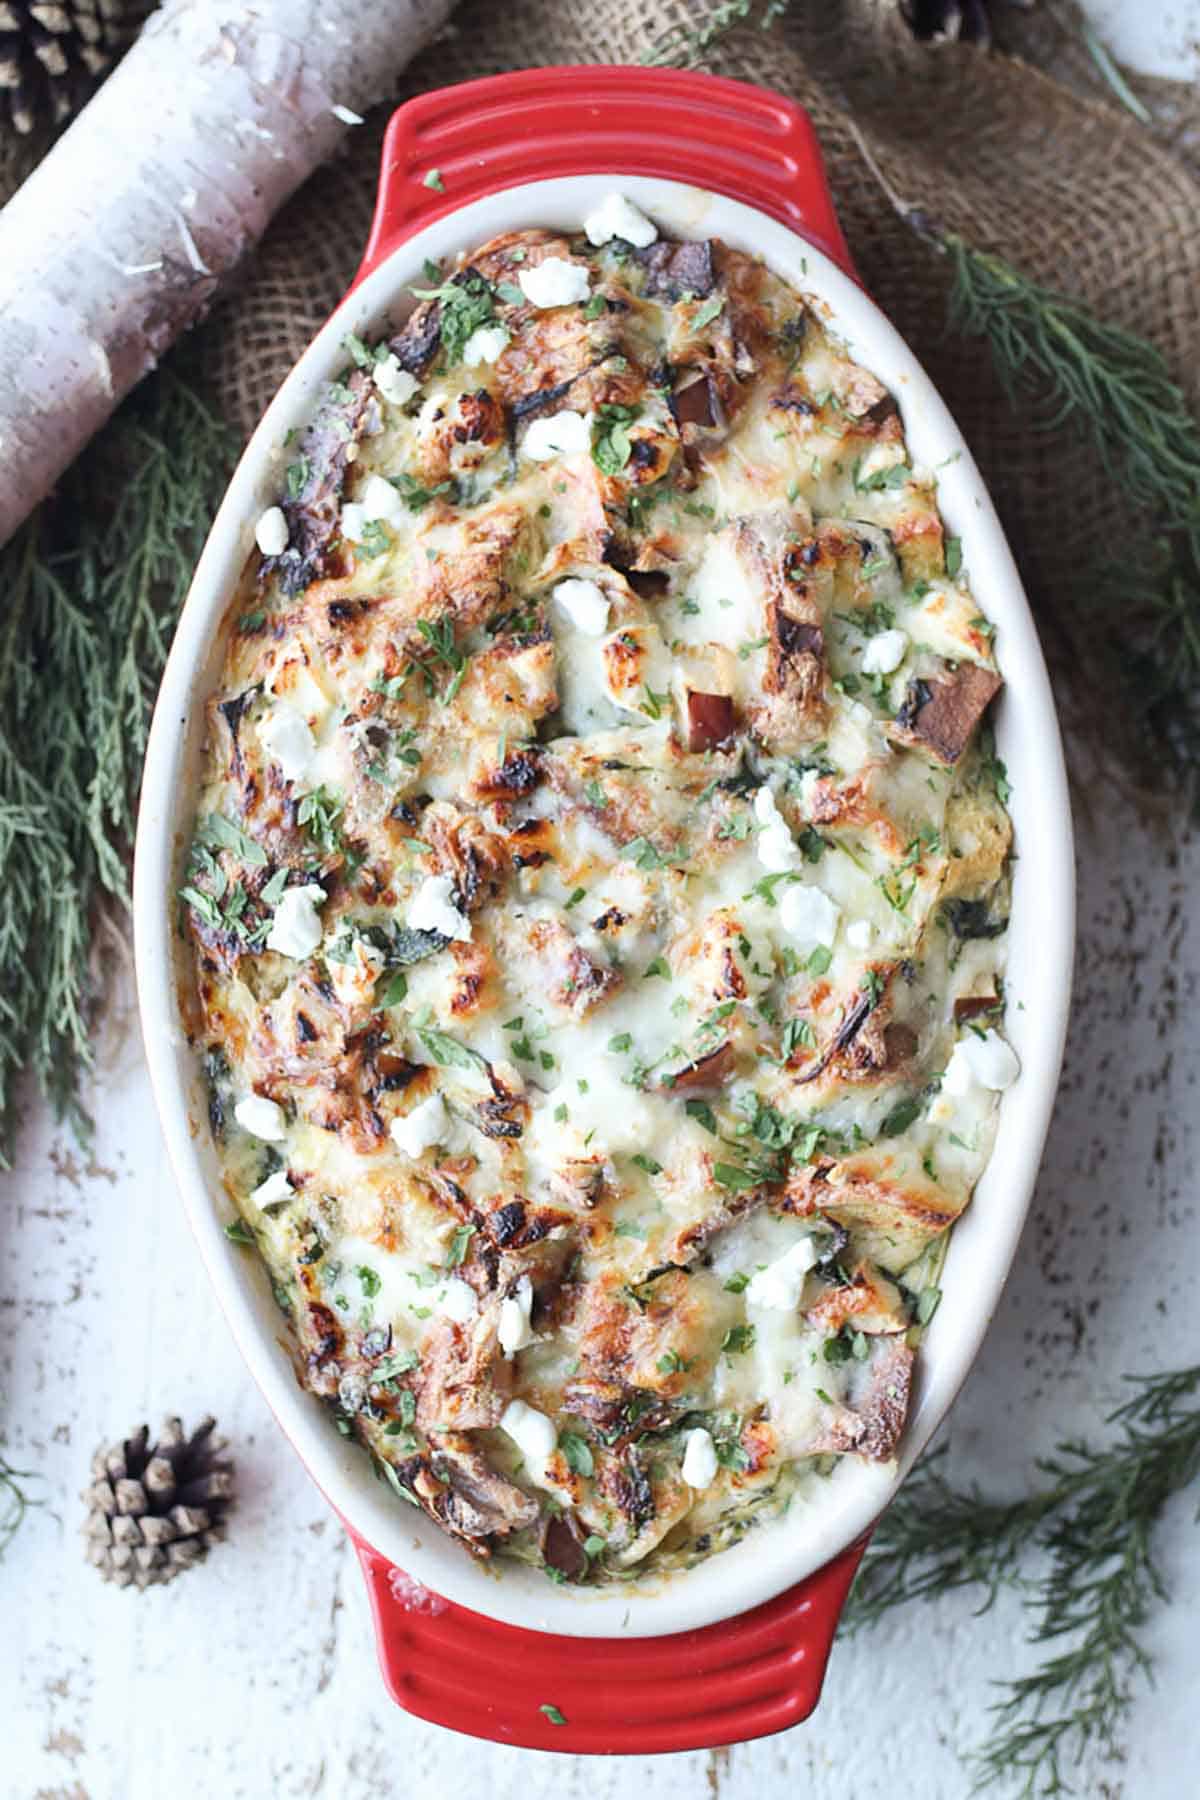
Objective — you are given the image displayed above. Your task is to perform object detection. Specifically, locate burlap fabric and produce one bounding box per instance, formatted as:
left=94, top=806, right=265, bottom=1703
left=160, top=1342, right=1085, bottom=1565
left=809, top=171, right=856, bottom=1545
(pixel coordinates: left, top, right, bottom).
left=192, top=0, right=1200, bottom=772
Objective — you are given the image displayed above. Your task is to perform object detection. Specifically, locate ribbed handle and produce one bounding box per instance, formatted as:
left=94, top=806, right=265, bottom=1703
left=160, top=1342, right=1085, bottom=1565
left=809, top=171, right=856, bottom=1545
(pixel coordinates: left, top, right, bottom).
left=356, top=65, right=857, bottom=286
left=354, top=1530, right=869, bottom=1752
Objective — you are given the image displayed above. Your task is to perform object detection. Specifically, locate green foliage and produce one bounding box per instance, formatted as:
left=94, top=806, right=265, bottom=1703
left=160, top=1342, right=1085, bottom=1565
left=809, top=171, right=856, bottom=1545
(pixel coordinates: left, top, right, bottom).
left=0, top=355, right=236, bottom=1159
left=640, top=0, right=791, bottom=70
left=944, top=237, right=1200, bottom=789
left=846, top=1365, right=1200, bottom=1794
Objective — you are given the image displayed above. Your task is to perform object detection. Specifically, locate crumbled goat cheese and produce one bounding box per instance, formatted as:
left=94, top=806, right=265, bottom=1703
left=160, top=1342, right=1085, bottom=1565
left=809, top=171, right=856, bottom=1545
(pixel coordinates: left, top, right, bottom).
left=518, top=257, right=590, bottom=309
left=779, top=881, right=841, bottom=950
left=521, top=409, right=591, bottom=462
left=754, top=786, right=800, bottom=873
left=340, top=502, right=369, bottom=543
left=498, top=1276, right=536, bottom=1358
left=461, top=324, right=510, bottom=365
left=436, top=1278, right=479, bottom=1324
left=373, top=354, right=419, bottom=407
left=390, top=1091, right=448, bottom=1159
left=258, top=701, right=316, bottom=784
left=500, top=1398, right=558, bottom=1464
left=553, top=577, right=610, bottom=636
left=407, top=874, right=471, bottom=941
left=861, top=628, right=908, bottom=676
left=681, top=1426, right=719, bottom=1489
left=234, top=1095, right=286, bottom=1142
left=746, top=1236, right=820, bottom=1311
left=250, top=1169, right=293, bottom=1209
left=583, top=192, right=658, bottom=249
left=948, top=1029, right=1020, bottom=1093
left=341, top=473, right=404, bottom=542
left=845, top=918, right=874, bottom=951
left=358, top=472, right=405, bottom=524
left=265, top=884, right=326, bottom=960
left=255, top=505, right=288, bottom=557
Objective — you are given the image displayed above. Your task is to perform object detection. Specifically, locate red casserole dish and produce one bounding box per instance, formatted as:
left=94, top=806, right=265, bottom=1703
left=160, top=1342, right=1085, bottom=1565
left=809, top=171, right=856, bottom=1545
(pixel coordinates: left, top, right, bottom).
left=134, top=64, right=1073, bottom=1753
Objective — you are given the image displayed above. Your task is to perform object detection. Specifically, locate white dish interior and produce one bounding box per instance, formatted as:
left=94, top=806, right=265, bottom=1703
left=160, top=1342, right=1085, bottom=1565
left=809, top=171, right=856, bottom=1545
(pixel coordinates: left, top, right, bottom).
left=133, top=174, right=1074, bottom=1639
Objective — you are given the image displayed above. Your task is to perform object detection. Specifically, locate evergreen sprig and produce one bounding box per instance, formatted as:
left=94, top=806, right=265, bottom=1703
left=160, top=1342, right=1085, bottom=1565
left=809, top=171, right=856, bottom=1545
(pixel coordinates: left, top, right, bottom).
left=943, top=236, right=1200, bottom=786
left=0, top=357, right=236, bottom=1159
left=640, top=0, right=791, bottom=70
left=846, top=1365, right=1200, bottom=1795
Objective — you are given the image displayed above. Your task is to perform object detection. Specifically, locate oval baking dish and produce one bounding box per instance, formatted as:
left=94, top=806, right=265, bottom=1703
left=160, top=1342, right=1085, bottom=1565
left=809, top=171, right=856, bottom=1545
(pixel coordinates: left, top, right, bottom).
left=133, top=66, right=1074, bottom=1751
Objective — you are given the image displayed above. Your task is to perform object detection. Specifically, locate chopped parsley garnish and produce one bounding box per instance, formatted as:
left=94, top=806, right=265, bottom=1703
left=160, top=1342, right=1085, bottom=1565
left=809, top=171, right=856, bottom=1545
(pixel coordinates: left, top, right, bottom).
left=413, top=615, right=468, bottom=704
left=721, top=1323, right=757, bottom=1355
left=781, top=1016, right=815, bottom=1058
left=916, top=1286, right=942, bottom=1325
left=539, top=1704, right=567, bottom=1727
left=880, top=1096, right=922, bottom=1137
left=690, top=294, right=725, bottom=332
left=852, top=454, right=908, bottom=492
left=444, top=1224, right=476, bottom=1269
left=685, top=1099, right=718, bottom=1135
left=622, top=836, right=683, bottom=872
left=391, top=471, right=454, bottom=513
left=591, top=403, right=638, bottom=475
left=558, top=1431, right=594, bottom=1477
left=631, top=1152, right=662, bottom=1175
left=713, top=1163, right=759, bottom=1192
left=224, top=1218, right=255, bottom=1245
left=413, top=1024, right=488, bottom=1074
left=297, top=786, right=346, bottom=859
left=945, top=536, right=963, bottom=577
left=409, top=267, right=496, bottom=367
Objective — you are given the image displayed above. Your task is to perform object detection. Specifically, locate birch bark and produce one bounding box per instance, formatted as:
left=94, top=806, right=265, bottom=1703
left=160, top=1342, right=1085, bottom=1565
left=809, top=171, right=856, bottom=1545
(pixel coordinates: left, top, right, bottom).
left=0, top=0, right=455, bottom=548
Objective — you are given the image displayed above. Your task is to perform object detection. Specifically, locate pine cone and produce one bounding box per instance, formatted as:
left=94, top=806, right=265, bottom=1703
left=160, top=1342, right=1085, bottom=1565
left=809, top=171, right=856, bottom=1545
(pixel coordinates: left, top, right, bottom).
left=81, top=1416, right=235, bottom=1590
left=0, top=0, right=154, bottom=138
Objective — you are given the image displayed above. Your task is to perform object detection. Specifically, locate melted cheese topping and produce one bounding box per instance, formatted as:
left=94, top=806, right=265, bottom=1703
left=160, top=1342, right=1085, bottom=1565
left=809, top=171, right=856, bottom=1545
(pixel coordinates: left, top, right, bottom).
left=184, top=213, right=1014, bottom=1587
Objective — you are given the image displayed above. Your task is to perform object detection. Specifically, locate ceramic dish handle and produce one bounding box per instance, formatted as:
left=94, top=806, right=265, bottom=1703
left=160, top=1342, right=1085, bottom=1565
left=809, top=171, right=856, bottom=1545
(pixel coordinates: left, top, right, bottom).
left=356, top=65, right=858, bottom=288
left=354, top=1530, right=869, bottom=1752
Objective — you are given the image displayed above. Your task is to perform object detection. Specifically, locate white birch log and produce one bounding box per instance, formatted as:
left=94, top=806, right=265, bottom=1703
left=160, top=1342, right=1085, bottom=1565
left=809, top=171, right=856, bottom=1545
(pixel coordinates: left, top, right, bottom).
left=0, top=0, right=456, bottom=549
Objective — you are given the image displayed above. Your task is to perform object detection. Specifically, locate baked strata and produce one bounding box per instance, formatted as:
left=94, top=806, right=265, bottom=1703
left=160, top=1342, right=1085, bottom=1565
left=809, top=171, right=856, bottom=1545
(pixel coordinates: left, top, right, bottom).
left=182, top=194, right=1015, bottom=1583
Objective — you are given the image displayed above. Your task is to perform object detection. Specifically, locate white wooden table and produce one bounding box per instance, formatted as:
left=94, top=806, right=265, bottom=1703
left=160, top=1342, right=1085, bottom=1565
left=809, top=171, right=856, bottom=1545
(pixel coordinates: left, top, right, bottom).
left=4, top=7, right=1199, bottom=1794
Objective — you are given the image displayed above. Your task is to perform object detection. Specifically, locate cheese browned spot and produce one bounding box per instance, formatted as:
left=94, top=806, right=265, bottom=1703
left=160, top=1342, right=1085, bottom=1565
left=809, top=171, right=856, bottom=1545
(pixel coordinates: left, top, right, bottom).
left=182, top=211, right=1014, bottom=1586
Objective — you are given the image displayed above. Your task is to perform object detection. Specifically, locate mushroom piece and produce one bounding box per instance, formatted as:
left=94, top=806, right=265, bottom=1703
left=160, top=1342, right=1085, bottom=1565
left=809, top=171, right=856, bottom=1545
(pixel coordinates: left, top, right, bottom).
left=890, top=664, right=1003, bottom=766
left=685, top=689, right=736, bottom=752
left=806, top=1337, right=914, bottom=1462
left=276, top=369, right=375, bottom=596
left=540, top=1510, right=591, bottom=1581
left=396, top=1433, right=539, bottom=1553
left=661, top=1040, right=735, bottom=1093
left=638, top=238, right=717, bottom=302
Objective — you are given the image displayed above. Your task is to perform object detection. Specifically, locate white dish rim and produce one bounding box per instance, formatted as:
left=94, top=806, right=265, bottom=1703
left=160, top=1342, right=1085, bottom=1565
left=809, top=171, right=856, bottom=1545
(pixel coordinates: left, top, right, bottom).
left=132, top=172, right=1075, bottom=1640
